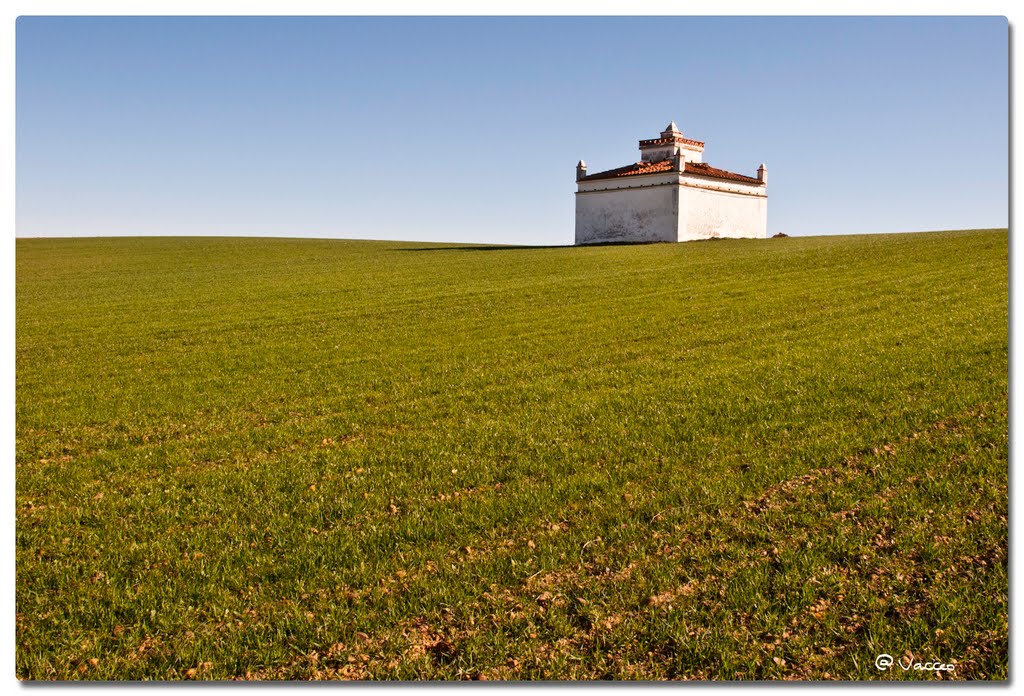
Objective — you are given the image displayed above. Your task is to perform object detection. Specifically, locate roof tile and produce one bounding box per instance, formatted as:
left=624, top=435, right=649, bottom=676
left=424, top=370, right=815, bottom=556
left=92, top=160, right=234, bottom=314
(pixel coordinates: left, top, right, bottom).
left=639, top=136, right=705, bottom=148
left=580, top=159, right=762, bottom=185
left=580, top=160, right=675, bottom=181
left=684, top=162, right=762, bottom=185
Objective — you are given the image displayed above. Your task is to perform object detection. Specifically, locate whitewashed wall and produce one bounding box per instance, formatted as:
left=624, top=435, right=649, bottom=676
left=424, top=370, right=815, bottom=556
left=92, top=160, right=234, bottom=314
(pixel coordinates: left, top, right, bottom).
left=679, top=144, right=703, bottom=163
left=639, top=143, right=703, bottom=163
left=575, top=183, right=677, bottom=244
left=575, top=170, right=766, bottom=244
left=678, top=184, right=767, bottom=241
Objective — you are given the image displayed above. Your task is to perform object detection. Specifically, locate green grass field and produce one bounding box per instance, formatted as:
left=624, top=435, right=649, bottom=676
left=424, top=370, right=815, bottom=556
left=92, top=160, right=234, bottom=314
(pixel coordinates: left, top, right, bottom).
left=16, top=230, right=1008, bottom=680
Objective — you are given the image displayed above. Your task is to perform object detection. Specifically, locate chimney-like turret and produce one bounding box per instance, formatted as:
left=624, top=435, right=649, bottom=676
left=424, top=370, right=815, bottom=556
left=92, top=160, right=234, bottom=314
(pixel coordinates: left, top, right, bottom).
left=757, top=163, right=768, bottom=185
left=576, top=160, right=587, bottom=182
left=639, top=121, right=704, bottom=163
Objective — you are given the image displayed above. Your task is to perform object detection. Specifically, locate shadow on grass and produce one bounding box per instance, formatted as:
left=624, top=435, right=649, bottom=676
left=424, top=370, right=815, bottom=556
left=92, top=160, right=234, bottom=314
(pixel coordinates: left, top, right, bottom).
left=394, top=241, right=674, bottom=252
left=394, top=245, right=566, bottom=252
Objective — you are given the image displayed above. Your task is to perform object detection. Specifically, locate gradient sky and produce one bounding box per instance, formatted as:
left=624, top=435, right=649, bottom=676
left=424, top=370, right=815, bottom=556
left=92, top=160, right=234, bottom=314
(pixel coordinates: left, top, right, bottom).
left=16, top=15, right=1008, bottom=245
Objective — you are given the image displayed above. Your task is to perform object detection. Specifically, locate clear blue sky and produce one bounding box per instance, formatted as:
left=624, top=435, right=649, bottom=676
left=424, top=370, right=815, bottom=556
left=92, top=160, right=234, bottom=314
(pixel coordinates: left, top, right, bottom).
left=16, top=16, right=1008, bottom=245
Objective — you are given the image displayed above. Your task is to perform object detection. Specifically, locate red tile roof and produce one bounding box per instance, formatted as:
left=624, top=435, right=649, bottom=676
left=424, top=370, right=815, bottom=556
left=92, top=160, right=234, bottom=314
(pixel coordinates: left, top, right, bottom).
left=684, top=161, right=762, bottom=185
left=579, top=159, right=675, bottom=181
left=639, top=136, right=705, bottom=148
left=580, top=159, right=763, bottom=185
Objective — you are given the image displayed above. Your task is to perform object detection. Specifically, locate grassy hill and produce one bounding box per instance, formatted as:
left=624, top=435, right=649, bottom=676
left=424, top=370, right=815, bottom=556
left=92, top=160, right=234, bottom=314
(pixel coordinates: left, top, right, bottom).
left=16, top=230, right=1008, bottom=680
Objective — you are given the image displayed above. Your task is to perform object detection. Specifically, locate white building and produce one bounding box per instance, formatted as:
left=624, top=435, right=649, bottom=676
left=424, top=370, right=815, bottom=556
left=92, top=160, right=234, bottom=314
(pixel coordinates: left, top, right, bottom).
left=575, top=123, right=767, bottom=244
